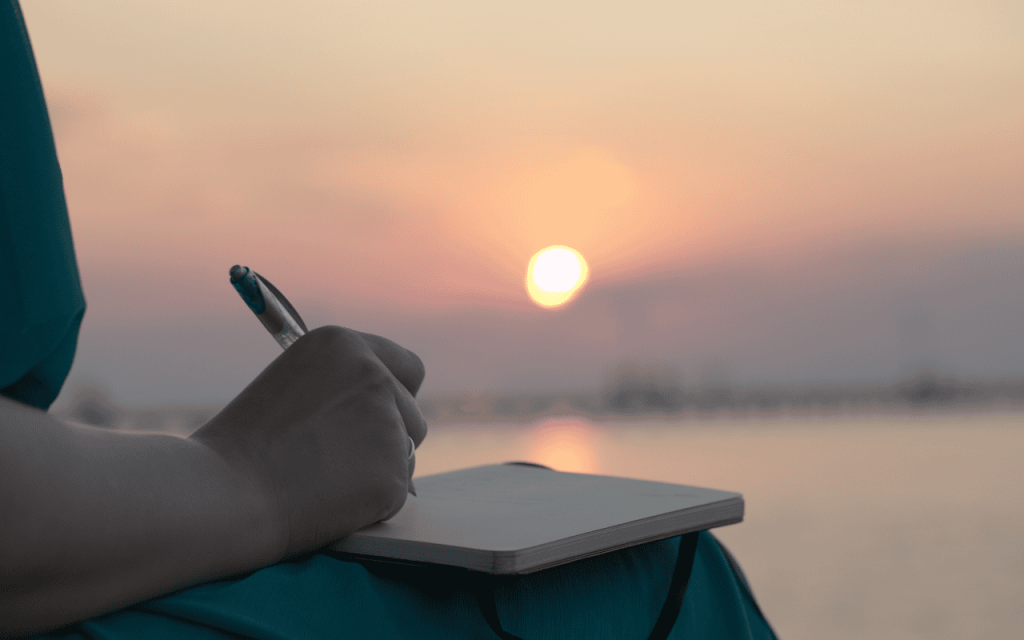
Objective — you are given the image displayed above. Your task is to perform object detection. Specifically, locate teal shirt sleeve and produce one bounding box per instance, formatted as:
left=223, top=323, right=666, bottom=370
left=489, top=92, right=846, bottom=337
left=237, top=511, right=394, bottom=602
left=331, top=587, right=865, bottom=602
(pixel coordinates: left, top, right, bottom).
left=0, top=0, right=86, bottom=410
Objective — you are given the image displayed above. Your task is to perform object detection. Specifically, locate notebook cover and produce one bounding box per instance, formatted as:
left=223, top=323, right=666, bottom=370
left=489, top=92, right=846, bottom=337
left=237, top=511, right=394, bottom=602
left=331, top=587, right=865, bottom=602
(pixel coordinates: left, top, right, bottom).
left=329, top=464, right=743, bottom=574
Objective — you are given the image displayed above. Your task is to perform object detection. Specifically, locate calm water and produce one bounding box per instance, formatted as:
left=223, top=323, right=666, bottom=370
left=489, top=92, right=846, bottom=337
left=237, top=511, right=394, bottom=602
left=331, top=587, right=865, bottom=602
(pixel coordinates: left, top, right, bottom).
left=416, top=411, right=1024, bottom=640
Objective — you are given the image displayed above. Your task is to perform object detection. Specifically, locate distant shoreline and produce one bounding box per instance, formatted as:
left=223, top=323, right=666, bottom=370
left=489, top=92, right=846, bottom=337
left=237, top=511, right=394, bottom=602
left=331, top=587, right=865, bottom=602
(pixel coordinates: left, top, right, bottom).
left=419, top=374, right=1024, bottom=425
left=52, top=373, right=1024, bottom=434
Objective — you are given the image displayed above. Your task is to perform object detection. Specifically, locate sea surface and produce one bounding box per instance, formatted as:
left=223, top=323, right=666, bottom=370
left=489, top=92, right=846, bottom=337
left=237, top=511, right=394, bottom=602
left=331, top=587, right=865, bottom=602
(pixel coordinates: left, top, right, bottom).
left=414, top=411, right=1024, bottom=640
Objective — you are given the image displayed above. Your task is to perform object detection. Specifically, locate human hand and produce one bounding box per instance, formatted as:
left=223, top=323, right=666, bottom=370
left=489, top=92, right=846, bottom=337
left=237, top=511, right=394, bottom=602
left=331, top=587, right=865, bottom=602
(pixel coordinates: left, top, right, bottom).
left=189, top=326, right=427, bottom=559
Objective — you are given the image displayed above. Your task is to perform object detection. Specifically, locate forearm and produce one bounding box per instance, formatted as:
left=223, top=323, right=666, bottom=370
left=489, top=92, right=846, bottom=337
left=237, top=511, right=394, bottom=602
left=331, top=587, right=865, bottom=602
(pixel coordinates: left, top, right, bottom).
left=0, top=398, right=283, bottom=637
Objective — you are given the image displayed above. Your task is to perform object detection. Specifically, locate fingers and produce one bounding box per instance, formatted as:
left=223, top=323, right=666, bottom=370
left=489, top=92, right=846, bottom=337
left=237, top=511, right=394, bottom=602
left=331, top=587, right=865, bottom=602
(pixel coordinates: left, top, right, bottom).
left=352, top=330, right=428, bottom=489
left=406, top=432, right=418, bottom=496
left=291, top=326, right=426, bottom=502
left=355, top=331, right=426, bottom=397
left=394, top=382, right=428, bottom=448
left=403, top=411, right=420, bottom=497
left=347, top=328, right=426, bottom=498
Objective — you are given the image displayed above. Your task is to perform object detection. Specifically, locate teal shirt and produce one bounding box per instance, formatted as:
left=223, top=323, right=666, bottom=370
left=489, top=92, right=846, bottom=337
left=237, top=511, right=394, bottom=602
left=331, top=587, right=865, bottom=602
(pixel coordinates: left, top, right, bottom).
left=33, top=532, right=777, bottom=640
left=4, top=2, right=776, bottom=637
left=0, top=0, right=85, bottom=410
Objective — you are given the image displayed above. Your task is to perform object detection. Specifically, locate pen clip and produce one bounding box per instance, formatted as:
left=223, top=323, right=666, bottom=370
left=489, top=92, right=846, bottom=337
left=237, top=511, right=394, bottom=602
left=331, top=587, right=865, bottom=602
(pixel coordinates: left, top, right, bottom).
left=254, top=272, right=309, bottom=334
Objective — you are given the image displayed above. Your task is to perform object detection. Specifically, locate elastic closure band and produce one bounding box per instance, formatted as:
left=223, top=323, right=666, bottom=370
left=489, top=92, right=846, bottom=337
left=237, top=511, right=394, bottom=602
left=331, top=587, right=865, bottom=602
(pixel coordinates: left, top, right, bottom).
left=474, top=532, right=701, bottom=640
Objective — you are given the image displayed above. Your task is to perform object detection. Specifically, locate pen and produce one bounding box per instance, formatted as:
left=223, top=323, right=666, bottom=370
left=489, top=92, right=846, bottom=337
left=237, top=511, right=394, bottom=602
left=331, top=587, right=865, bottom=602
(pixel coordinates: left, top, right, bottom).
left=229, top=265, right=307, bottom=349
left=228, top=265, right=417, bottom=464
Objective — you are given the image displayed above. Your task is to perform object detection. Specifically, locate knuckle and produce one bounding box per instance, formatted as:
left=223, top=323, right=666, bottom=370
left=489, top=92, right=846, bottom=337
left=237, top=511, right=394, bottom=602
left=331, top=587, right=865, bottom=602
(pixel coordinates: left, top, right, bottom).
left=407, top=350, right=426, bottom=383
left=311, top=325, right=360, bottom=350
left=351, top=356, right=392, bottom=393
left=309, top=327, right=391, bottom=389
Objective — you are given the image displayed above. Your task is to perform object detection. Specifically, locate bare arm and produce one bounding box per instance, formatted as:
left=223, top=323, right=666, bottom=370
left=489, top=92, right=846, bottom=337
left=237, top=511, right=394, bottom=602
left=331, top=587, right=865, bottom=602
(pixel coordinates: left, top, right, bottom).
left=0, top=326, right=427, bottom=638
left=0, top=403, right=279, bottom=635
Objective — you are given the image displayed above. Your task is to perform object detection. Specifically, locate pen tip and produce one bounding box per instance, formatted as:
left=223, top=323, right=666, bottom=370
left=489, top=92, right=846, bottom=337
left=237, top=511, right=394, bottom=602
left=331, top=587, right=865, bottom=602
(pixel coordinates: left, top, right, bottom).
left=229, top=265, right=248, bottom=282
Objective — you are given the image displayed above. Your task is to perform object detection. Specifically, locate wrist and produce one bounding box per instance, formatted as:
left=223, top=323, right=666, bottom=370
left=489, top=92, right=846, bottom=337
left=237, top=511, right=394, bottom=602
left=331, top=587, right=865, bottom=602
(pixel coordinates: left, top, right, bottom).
left=187, top=427, right=290, bottom=567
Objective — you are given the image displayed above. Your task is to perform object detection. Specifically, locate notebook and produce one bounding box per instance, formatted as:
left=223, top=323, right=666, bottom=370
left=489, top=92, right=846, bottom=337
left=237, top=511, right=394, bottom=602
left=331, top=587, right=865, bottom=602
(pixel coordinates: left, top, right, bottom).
left=328, top=463, right=743, bottom=574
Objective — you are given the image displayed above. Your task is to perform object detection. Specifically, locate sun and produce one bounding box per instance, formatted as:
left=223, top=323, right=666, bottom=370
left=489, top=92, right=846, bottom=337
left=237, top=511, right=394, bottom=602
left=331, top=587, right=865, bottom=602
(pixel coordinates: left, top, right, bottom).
left=526, top=245, right=589, bottom=308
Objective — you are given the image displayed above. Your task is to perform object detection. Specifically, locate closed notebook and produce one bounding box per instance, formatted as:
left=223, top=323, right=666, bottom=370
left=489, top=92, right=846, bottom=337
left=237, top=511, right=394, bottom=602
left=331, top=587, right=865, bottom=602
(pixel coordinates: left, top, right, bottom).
left=329, top=463, right=743, bottom=574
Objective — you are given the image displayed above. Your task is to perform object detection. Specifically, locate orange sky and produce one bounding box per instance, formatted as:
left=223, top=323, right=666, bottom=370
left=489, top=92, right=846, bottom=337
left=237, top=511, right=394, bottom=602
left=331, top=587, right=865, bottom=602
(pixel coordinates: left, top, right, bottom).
left=20, top=1, right=1024, bottom=403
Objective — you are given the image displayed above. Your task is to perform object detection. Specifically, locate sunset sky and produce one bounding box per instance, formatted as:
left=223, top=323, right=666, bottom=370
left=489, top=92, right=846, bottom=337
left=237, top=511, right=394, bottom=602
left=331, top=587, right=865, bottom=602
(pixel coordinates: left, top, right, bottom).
left=21, top=0, right=1024, bottom=405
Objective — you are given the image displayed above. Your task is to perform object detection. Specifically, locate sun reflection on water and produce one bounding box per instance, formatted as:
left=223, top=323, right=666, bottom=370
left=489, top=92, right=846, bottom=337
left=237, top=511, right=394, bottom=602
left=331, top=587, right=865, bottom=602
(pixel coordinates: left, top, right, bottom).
left=525, top=417, right=599, bottom=473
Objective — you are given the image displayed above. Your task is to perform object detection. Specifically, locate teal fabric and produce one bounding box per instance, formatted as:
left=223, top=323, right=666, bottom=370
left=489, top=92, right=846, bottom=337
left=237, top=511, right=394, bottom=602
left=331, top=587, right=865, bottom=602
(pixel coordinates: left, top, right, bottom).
left=6, top=1, right=776, bottom=637
left=0, top=0, right=86, bottom=410
left=36, top=532, right=776, bottom=640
